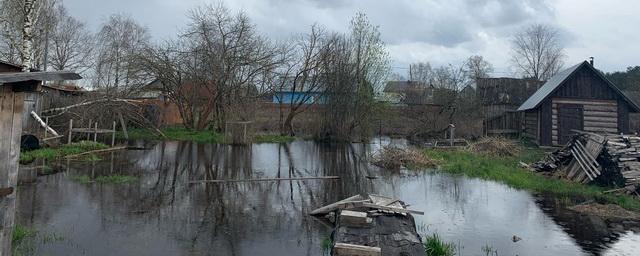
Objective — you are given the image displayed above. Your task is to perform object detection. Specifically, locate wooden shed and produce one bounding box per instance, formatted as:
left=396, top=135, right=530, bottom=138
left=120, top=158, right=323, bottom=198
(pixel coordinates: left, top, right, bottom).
left=518, top=61, right=640, bottom=146
left=0, top=70, right=80, bottom=254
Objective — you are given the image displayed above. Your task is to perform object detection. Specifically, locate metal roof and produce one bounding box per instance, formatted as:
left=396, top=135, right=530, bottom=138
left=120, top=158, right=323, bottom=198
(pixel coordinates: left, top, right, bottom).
left=517, top=61, right=640, bottom=112
left=0, top=71, right=82, bottom=84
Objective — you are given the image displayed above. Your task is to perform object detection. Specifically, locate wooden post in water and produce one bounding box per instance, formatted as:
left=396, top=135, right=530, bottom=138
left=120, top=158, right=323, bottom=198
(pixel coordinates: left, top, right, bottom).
left=0, top=85, right=25, bottom=255
left=68, top=119, right=73, bottom=144
left=111, top=121, right=116, bottom=146
left=93, top=122, right=98, bottom=142
left=87, top=119, right=92, bottom=140
left=117, top=112, right=128, bottom=140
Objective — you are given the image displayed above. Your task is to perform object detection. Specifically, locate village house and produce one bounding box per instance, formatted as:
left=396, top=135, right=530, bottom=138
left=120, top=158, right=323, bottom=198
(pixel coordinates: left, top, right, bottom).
left=476, top=77, right=543, bottom=136
left=383, top=80, right=436, bottom=105
left=518, top=60, right=640, bottom=146
left=271, top=77, right=325, bottom=104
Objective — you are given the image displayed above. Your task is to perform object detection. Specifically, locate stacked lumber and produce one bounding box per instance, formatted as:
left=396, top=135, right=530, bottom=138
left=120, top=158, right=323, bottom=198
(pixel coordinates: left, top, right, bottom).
left=530, top=132, right=640, bottom=196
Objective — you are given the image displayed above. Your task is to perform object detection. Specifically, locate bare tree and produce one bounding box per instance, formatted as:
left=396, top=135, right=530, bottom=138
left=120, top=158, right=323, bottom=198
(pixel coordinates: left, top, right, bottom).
left=142, top=2, right=280, bottom=131
left=271, top=24, right=329, bottom=136
left=48, top=4, right=93, bottom=74
left=94, top=14, right=151, bottom=93
left=409, top=62, right=434, bottom=83
left=465, top=55, right=493, bottom=82
left=511, top=24, right=565, bottom=81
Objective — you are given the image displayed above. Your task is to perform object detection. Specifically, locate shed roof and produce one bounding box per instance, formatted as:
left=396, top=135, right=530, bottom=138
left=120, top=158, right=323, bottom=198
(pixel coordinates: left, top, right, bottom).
left=384, top=81, right=430, bottom=93
left=0, top=71, right=82, bottom=84
left=517, top=61, right=640, bottom=112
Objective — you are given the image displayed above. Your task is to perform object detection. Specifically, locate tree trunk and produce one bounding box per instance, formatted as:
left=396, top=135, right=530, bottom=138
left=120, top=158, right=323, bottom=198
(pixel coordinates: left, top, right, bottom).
left=21, top=0, right=38, bottom=72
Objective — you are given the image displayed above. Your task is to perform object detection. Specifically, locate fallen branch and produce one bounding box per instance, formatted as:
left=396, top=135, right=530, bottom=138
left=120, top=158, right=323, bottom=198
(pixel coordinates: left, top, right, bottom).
left=189, top=176, right=340, bottom=184
left=31, top=111, right=59, bottom=136
left=42, top=98, right=142, bottom=115
left=64, top=146, right=128, bottom=159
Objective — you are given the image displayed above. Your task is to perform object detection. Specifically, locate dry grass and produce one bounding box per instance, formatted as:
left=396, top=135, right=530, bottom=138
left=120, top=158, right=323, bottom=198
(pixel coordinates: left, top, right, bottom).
left=569, top=203, right=640, bottom=220
left=467, top=137, right=521, bottom=157
left=372, top=146, right=438, bottom=170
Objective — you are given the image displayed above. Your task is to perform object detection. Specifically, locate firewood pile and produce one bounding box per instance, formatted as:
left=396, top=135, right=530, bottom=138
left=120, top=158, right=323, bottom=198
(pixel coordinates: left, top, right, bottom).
left=530, top=132, right=640, bottom=197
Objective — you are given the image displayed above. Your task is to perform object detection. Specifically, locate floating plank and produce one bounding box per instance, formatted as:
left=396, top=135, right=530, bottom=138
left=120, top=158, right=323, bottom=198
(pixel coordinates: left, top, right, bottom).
left=190, top=176, right=340, bottom=185
left=333, top=243, right=381, bottom=256
left=361, top=203, right=424, bottom=215
left=310, top=195, right=365, bottom=216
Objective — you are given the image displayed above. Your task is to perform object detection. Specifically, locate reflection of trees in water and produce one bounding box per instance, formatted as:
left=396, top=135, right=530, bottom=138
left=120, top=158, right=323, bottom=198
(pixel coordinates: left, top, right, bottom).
left=536, top=196, right=638, bottom=255
left=17, top=140, right=378, bottom=255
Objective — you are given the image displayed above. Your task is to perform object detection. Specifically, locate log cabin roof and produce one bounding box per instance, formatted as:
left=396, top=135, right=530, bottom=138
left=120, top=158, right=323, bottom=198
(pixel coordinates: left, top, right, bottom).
left=517, top=61, right=640, bottom=112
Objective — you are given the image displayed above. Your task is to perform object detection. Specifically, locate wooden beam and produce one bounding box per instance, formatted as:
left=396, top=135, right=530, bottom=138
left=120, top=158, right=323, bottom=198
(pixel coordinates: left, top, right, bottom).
left=0, top=86, right=24, bottom=255
left=189, top=176, right=340, bottom=184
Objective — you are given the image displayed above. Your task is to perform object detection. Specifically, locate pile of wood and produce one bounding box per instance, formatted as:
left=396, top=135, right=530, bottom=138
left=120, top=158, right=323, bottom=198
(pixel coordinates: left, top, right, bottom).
left=530, top=132, right=640, bottom=196
left=311, top=194, right=424, bottom=256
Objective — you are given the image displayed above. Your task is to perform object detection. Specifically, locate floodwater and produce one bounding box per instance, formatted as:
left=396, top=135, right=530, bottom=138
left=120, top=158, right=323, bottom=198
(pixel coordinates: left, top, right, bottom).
left=15, top=138, right=640, bottom=256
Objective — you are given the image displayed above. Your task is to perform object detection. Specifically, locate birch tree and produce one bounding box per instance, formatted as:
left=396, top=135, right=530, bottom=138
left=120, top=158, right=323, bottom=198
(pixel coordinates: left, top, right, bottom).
left=94, top=14, right=150, bottom=94
left=0, top=0, right=56, bottom=70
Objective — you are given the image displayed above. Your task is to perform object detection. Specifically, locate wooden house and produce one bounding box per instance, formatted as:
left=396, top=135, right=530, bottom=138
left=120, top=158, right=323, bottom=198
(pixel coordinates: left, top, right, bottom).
left=517, top=61, right=640, bottom=146
left=476, top=78, right=543, bottom=136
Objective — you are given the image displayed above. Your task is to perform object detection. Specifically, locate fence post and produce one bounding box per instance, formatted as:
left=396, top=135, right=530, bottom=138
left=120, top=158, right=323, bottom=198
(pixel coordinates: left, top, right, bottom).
left=111, top=121, right=116, bottom=147
left=68, top=119, right=73, bottom=144
left=94, top=122, right=98, bottom=142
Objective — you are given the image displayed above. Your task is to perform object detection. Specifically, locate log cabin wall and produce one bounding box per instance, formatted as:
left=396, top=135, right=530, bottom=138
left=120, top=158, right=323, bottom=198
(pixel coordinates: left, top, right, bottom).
left=523, top=110, right=538, bottom=142
left=551, top=98, right=618, bottom=145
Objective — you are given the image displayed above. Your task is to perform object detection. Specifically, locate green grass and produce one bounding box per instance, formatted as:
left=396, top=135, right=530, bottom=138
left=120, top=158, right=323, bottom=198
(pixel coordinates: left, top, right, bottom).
left=20, top=141, right=109, bottom=163
left=12, top=225, right=37, bottom=244
left=424, top=233, right=456, bottom=256
left=254, top=134, right=296, bottom=143
left=70, top=175, right=138, bottom=184
left=118, top=128, right=224, bottom=143
left=424, top=147, right=640, bottom=212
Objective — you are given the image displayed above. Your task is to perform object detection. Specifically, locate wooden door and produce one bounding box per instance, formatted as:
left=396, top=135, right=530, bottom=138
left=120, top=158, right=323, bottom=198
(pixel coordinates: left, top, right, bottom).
left=558, top=104, right=584, bottom=144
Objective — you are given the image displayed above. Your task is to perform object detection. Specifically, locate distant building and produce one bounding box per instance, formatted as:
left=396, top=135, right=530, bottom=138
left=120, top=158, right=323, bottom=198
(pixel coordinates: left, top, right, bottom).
left=518, top=61, right=640, bottom=146
left=272, top=77, right=325, bottom=104
left=383, top=81, right=436, bottom=105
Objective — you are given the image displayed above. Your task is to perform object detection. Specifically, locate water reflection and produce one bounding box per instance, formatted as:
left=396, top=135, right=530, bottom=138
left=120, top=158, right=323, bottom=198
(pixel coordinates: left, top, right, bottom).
left=15, top=138, right=640, bottom=256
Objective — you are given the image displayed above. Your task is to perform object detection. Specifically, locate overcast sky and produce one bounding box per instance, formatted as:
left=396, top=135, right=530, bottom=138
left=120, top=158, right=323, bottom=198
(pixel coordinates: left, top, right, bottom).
left=64, top=0, right=640, bottom=76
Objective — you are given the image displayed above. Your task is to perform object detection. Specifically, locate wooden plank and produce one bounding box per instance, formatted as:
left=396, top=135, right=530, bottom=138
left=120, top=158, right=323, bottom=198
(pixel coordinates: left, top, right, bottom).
left=553, top=98, right=617, bottom=106
left=576, top=140, right=600, bottom=168
left=584, top=127, right=618, bottom=133
left=340, top=210, right=371, bottom=227
left=310, top=195, right=364, bottom=215
left=361, top=203, right=424, bottom=215
left=333, top=243, right=381, bottom=256
left=190, top=176, right=340, bottom=184
left=571, top=148, right=595, bottom=180
left=0, top=87, right=23, bottom=255
left=583, top=111, right=619, bottom=118
left=584, top=121, right=618, bottom=129
left=64, top=146, right=127, bottom=159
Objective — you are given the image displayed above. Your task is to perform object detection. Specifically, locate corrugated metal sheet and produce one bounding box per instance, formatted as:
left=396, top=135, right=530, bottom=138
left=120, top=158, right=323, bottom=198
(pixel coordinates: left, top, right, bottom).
left=517, top=62, right=582, bottom=111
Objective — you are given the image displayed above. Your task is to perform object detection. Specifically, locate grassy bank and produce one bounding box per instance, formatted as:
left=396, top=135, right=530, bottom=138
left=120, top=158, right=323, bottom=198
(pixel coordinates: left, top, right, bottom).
left=119, top=128, right=296, bottom=144
left=20, top=141, right=109, bottom=163
left=424, top=148, right=640, bottom=211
